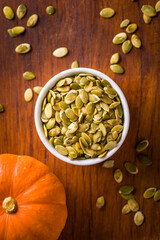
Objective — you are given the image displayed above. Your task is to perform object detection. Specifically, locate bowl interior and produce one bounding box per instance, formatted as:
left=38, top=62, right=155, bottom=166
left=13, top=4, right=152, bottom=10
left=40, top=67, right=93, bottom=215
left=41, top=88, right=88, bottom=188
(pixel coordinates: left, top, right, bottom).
left=35, top=68, right=130, bottom=166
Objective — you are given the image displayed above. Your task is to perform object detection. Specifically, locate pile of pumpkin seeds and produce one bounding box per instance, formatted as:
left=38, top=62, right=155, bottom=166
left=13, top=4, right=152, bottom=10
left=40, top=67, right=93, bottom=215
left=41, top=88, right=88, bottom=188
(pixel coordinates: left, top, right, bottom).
left=141, top=3, right=160, bottom=24
left=41, top=73, right=124, bottom=160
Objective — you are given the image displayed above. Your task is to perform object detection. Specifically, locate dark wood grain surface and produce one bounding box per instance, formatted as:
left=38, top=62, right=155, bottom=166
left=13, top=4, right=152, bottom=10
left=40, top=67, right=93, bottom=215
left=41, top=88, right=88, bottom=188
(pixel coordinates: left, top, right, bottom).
left=0, top=0, right=160, bottom=239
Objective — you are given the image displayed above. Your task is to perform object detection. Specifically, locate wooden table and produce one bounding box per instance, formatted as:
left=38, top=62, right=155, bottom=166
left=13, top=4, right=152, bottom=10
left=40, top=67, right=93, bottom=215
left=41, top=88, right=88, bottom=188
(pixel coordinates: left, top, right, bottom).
left=0, top=0, right=160, bottom=239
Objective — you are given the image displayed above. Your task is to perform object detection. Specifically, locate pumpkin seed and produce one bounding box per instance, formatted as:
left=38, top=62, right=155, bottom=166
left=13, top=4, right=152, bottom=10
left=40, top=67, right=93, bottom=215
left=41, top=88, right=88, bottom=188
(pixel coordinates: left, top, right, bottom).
left=46, top=118, right=56, bottom=129
left=122, top=40, right=132, bottom=54
left=155, top=1, right=160, bottom=12
left=126, top=24, right=138, bottom=33
left=53, top=47, right=68, bottom=58
left=125, top=162, right=138, bottom=174
left=120, top=19, right=130, bottom=28
left=15, top=43, right=31, bottom=54
left=131, top=34, right=141, bottom=48
left=55, top=145, right=68, bottom=156
left=27, top=14, right=39, bottom=27
left=143, top=14, right=152, bottom=24
left=65, top=90, right=78, bottom=104
left=128, top=199, right=139, bottom=212
left=3, top=6, right=14, bottom=20
left=121, top=193, right=134, bottom=200
left=46, top=6, right=55, bottom=15
left=65, top=108, right=78, bottom=121
left=154, top=189, right=160, bottom=201
left=143, top=187, right=156, bottom=199
left=102, top=160, right=114, bottom=168
left=24, top=88, right=33, bottom=102
left=114, top=169, right=123, bottom=183
left=110, top=53, right=120, bottom=64
left=96, top=196, right=105, bottom=208
left=67, top=146, right=78, bottom=159
left=86, top=102, right=95, bottom=115
left=141, top=5, right=157, bottom=17
left=8, top=26, right=25, bottom=37
left=79, top=90, right=88, bottom=104
left=45, top=103, right=53, bottom=118
left=137, top=154, right=152, bottom=166
left=0, top=104, right=4, bottom=113
left=122, top=204, right=131, bottom=214
left=33, top=86, right=43, bottom=94
left=49, top=126, right=61, bottom=137
left=136, top=139, right=149, bottom=152
left=112, top=33, right=127, bottom=44
left=16, top=4, right=27, bottom=19
left=23, top=72, right=36, bottom=80
left=43, top=124, right=48, bottom=138
left=98, top=151, right=108, bottom=158
left=110, top=64, right=124, bottom=74
left=71, top=60, right=79, bottom=68
left=134, top=211, right=144, bottom=226
left=119, top=185, right=134, bottom=195
left=68, top=122, right=78, bottom=134
left=100, top=8, right=115, bottom=18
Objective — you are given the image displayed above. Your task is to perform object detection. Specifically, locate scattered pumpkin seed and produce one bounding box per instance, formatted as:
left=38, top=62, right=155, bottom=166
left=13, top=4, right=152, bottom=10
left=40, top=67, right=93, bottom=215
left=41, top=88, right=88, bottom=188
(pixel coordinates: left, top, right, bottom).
left=53, top=47, right=68, bottom=58
left=102, top=160, right=114, bottom=168
left=27, top=14, right=39, bottom=27
left=23, top=71, right=36, bottom=80
left=134, top=211, right=144, bottom=226
left=110, top=53, right=120, bottom=64
left=119, top=185, right=134, bottom=195
left=15, top=43, right=31, bottom=54
left=7, top=26, right=25, bottom=37
left=71, top=60, right=79, bottom=68
left=128, top=199, right=139, bottom=212
left=96, top=196, right=105, bottom=208
left=125, top=162, right=138, bottom=174
left=120, top=19, right=130, bottom=28
left=24, top=88, right=33, bottom=102
left=143, top=187, right=156, bottom=199
left=143, top=14, right=152, bottom=24
left=0, top=104, right=4, bottom=113
left=110, top=64, right=124, bottom=74
left=114, top=169, right=123, bottom=183
left=137, top=154, right=152, bottom=166
left=112, top=33, right=127, bottom=44
left=33, top=86, right=43, bottom=94
left=122, top=40, right=132, bottom=54
left=136, top=139, right=149, bottom=152
left=121, top=193, right=134, bottom=200
left=141, top=5, right=157, bottom=17
left=3, top=6, right=14, bottom=20
left=154, top=189, right=160, bottom=201
left=46, top=6, right=55, bottom=15
left=126, top=23, right=138, bottom=33
left=155, top=1, right=160, bottom=12
left=131, top=34, right=141, bottom=48
left=100, top=8, right=115, bottom=18
left=122, top=204, right=131, bottom=214
left=16, top=4, right=27, bottom=19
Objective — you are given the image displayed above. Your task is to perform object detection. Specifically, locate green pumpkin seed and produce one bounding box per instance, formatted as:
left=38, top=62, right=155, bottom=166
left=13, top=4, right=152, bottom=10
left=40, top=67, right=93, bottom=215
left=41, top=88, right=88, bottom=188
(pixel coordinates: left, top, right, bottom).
left=67, top=146, right=78, bottom=159
left=110, top=64, right=124, bottom=74
left=3, top=6, right=14, bottom=20
left=134, top=211, right=144, bottom=226
left=143, top=187, right=156, bottom=199
left=49, top=126, right=61, bottom=137
left=110, top=53, right=120, bottom=64
left=131, top=34, right=142, bottom=48
left=45, top=103, right=53, bottom=118
left=126, top=23, right=138, bottom=33
left=33, top=86, right=43, bottom=94
left=136, top=139, right=149, bottom=152
left=102, top=160, right=114, bottom=168
left=155, top=1, right=160, bottom=12
left=68, top=122, right=78, bottom=134
left=23, top=72, right=36, bottom=80
left=27, top=14, right=39, bottom=27
left=79, top=90, right=88, bottom=104
left=122, top=40, right=132, bottom=54
left=143, top=14, right=152, bottom=24
left=71, top=83, right=81, bottom=90
left=121, top=193, right=134, bottom=200
left=8, top=26, right=25, bottom=37
left=119, top=185, right=134, bottom=195
left=111, top=125, right=123, bottom=134
left=71, top=60, right=79, bottom=68
left=65, top=108, right=78, bottom=121
left=46, top=6, right=55, bottom=15
left=46, top=118, right=56, bottom=129
left=137, top=154, right=152, bottom=166
left=16, top=4, right=27, bottom=19
left=114, top=169, right=123, bottom=183
left=53, top=47, right=68, bottom=58
left=60, top=112, right=71, bottom=125
left=86, top=102, right=95, bottom=115
left=65, top=90, right=78, bottom=104
left=128, top=199, right=139, bottom=212
left=0, top=104, right=4, bottom=113
left=154, top=189, right=160, bottom=201
left=96, top=196, right=105, bottom=208
left=84, top=81, right=93, bottom=92
left=55, top=145, right=68, bottom=156
left=141, top=5, right=157, bottom=17
left=43, top=124, right=48, bottom=138
left=122, top=204, right=131, bottom=214
left=112, top=33, right=127, bottom=44
left=100, top=8, right=115, bottom=18
left=120, top=19, right=130, bottom=28
left=125, top=162, right=138, bottom=174
left=98, top=151, right=108, bottom=158
left=24, top=88, right=33, bottom=102
left=15, top=43, right=31, bottom=54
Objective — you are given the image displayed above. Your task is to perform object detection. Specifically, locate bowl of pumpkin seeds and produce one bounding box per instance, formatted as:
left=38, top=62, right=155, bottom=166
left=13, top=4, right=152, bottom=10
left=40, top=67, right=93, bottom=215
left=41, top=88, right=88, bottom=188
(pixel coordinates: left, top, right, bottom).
left=35, top=68, right=130, bottom=165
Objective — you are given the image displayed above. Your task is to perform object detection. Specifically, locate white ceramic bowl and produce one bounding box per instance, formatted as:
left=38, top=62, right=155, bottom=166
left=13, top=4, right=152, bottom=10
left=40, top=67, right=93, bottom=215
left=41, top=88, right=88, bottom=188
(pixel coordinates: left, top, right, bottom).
left=35, top=68, right=130, bottom=166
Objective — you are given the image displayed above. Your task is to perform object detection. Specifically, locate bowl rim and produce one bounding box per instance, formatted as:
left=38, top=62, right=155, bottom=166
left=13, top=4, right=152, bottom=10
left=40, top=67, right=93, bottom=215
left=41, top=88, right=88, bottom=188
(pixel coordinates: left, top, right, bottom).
left=34, top=68, right=130, bottom=166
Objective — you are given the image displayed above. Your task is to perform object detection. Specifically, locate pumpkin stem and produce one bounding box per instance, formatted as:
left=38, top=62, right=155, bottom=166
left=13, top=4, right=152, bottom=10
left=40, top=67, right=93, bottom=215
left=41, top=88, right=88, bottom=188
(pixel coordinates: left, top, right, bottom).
left=2, top=197, right=18, bottom=214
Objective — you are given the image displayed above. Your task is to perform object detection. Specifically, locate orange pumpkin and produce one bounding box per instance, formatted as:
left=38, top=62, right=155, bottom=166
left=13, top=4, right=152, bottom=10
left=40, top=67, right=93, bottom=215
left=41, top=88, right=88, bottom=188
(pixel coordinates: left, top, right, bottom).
left=0, top=154, right=67, bottom=240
